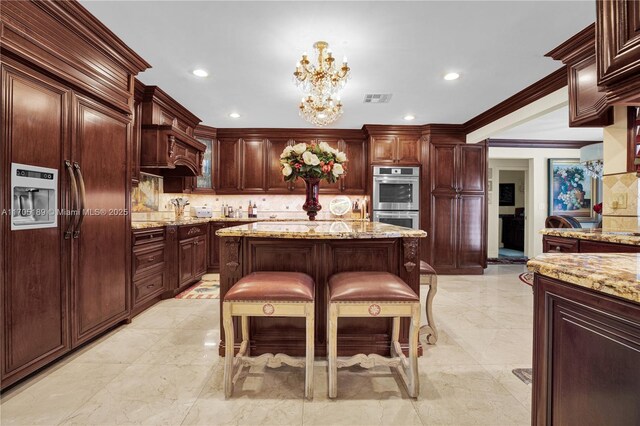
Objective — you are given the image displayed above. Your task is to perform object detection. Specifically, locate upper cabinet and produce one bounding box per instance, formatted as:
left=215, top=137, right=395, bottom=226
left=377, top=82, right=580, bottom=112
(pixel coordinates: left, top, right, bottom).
left=546, top=24, right=613, bottom=127
left=365, top=126, right=422, bottom=165
left=212, top=129, right=368, bottom=195
left=596, top=0, right=640, bottom=102
left=136, top=81, right=206, bottom=177
left=192, top=125, right=217, bottom=193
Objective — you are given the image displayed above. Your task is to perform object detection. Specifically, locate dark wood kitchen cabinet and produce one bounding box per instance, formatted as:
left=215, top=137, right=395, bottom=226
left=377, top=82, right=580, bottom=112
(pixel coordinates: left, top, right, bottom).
left=215, top=138, right=242, bottom=193
left=596, top=0, right=640, bottom=102
left=241, top=138, right=267, bottom=192
left=137, top=82, right=207, bottom=179
left=177, top=224, right=208, bottom=289
left=1, top=0, right=149, bottom=390
left=532, top=274, right=640, bottom=426
left=429, top=141, right=487, bottom=274
left=214, top=129, right=368, bottom=195
left=366, top=126, right=421, bottom=165
left=546, top=24, right=613, bottom=127
left=266, top=139, right=295, bottom=193
left=542, top=235, right=640, bottom=253
left=131, top=227, right=167, bottom=316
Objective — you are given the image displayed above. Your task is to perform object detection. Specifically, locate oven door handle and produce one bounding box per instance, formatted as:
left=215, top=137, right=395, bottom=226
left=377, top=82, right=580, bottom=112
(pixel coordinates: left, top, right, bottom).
left=73, top=162, right=86, bottom=239
left=64, top=160, right=78, bottom=239
left=373, top=177, right=419, bottom=184
left=375, top=212, right=419, bottom=218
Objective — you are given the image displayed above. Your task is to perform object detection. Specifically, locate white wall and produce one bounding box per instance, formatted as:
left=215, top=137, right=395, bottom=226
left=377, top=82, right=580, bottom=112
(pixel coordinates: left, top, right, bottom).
left=488, top=147, right=581, bottom=258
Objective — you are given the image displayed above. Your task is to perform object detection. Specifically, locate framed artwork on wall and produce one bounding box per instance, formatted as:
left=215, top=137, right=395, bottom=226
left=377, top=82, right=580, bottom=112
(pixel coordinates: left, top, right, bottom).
left=132, top=172, right=162, bottom=212
left=548, top=159, right=597, bottom=220
left=499, top=183, right=515, bottom=206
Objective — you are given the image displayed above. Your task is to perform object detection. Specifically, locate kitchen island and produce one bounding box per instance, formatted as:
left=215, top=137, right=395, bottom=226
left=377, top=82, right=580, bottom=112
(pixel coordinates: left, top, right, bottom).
left=527, top=253, right=640, bottom=425
left=216, top=221, right=427, bottom=357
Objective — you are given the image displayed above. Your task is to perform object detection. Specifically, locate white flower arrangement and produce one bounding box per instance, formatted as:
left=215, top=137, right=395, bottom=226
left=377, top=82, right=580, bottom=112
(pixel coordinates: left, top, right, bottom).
left=280, top=141, right=348, bottom=183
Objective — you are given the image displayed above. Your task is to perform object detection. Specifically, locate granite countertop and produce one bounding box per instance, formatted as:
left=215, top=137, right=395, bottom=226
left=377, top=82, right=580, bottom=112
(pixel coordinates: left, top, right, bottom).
left=131, top=216, right=369, bottom=230
left=215, top=221, right=427, bottom=239
left=540, top=227, right=640, bottom=246
left=527, top=253, right=640, bottom=304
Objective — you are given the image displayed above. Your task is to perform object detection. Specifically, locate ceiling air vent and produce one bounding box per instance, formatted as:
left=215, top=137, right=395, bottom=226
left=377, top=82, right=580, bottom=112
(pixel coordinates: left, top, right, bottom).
left=363, top=93, right=392, bottom=104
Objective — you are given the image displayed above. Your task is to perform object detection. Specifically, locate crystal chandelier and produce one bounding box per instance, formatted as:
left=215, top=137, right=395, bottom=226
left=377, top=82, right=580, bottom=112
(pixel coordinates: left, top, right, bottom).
left=294, top=41, right=350, bottom=97
left=299, top=94, right=343, bottom=126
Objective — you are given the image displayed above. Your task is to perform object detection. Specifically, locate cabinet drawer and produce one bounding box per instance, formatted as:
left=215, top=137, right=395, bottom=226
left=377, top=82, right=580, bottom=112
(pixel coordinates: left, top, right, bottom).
left=133, top=244, right=166, bottom=280
left=178, top=223, right=207, bottom=240
left=133, top=271, right=165, bottom=304
left=543, top=236, right=579, bottom=253
left=133, top=227, right=166, bottom=246
left=579, top=240, right=640, bottom=253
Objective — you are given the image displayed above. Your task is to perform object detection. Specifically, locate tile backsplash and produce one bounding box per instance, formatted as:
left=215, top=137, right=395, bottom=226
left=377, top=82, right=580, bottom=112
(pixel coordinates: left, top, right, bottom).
left=602, top=172, right=640, bottom=217
left=132, top=193, right=368, bottom=221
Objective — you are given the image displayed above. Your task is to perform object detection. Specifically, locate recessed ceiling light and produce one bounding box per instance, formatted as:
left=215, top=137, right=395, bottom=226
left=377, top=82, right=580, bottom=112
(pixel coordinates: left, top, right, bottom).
left=444, top=72, right=460, bottom=81
left=229, top=112, right=240, bottom=118
left=192, top=69, right=209, bottom=78
left=403, top=115, right=415, bottom=121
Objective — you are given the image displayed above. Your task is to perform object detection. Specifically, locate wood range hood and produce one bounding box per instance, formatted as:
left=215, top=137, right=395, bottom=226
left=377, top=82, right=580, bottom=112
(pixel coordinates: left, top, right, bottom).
left=136, top=80, right=206, bottom=177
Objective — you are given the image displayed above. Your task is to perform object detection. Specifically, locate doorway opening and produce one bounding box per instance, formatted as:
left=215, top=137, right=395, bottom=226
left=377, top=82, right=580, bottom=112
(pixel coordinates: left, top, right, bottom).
left=497, top=170, right=526, bottom=260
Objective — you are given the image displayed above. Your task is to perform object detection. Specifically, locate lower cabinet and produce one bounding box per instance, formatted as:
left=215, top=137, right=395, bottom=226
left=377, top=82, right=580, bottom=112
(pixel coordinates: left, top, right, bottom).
left=131, top=227, right=167, bottom=316
left=542, top=235, right=640, bottom=253
left=178, top=236, right=207, bottom=287
left=177, top=224, right=208, bottom=290
left=532, top=275, right=640, bottom=426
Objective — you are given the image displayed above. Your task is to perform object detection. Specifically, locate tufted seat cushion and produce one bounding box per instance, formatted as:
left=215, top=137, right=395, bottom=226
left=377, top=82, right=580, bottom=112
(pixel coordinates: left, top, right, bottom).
left=328, top=272, right=418, bottom=302
left=420, top=261, right=436, bottom=275
left=224, top=272, right=315, bottom=302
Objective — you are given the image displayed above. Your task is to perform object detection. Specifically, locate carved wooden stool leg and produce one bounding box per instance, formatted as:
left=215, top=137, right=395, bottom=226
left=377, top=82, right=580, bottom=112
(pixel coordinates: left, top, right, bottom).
left=305, top=303, right=315, bottom=400
left=420, top=275, right=439, bottom=344
left=241, top=315, right=250, bottom=357
left=391, top=317, right=400, bottom=357
left=223, top=302, right=235, bottom=399
left=408, top=303, right=420, bottom=397
left=328, top=302, right=338, bottom=399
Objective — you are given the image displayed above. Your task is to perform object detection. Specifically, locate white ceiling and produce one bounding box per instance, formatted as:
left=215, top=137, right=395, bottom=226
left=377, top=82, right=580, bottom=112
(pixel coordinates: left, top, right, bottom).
left=81, top=1, right=596, bottom=129
left=490, top=106, right=604, bottom=141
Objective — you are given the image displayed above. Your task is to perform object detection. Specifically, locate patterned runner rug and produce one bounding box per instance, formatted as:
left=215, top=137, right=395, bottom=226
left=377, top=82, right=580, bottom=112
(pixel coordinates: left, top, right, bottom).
left=176, top=274, right=220, bottom=299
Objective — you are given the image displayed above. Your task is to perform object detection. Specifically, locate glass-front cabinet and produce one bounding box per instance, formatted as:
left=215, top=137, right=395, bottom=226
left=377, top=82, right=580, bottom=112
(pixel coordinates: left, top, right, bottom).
left=192, top=125, right=216, bottom=193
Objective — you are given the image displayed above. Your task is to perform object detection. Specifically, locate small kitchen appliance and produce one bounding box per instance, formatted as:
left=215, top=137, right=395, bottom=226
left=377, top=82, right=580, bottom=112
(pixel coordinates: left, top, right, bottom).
left=190, top=205, right=213, bottom=218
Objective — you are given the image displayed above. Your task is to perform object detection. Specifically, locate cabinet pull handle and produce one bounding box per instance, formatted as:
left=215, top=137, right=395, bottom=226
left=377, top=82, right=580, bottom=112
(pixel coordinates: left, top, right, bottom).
left=146, top=284, right=155, bottom=288
left=64, top=160, right=78, bottom=239
left=147, top=256, right=155, bottom=262
left=73, top=162, right=87, bottom=239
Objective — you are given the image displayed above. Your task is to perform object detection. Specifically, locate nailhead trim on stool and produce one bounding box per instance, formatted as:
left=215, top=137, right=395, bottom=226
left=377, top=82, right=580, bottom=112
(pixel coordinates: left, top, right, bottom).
left=326, top=272, right=421, bottom=398
left=223, top=272, right=315, bottom=399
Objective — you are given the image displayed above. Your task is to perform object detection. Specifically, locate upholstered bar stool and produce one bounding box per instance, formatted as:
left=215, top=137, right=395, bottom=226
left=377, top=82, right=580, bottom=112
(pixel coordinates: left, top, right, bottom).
left=326, top=271, right=421, bottom=398
left=419, top=260, right=438, bottom=344
left=223, top=272, right=315, bottom=399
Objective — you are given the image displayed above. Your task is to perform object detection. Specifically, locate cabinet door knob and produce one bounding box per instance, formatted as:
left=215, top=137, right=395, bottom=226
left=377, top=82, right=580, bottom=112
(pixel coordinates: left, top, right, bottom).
left=147, top=256, right=155, bottom=262
left=555, top=246, right=562, bottom=252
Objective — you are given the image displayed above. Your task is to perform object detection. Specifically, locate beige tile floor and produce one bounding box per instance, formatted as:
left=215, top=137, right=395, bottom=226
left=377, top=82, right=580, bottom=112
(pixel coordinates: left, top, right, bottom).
left=1, top=265, right=533, bottom=426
